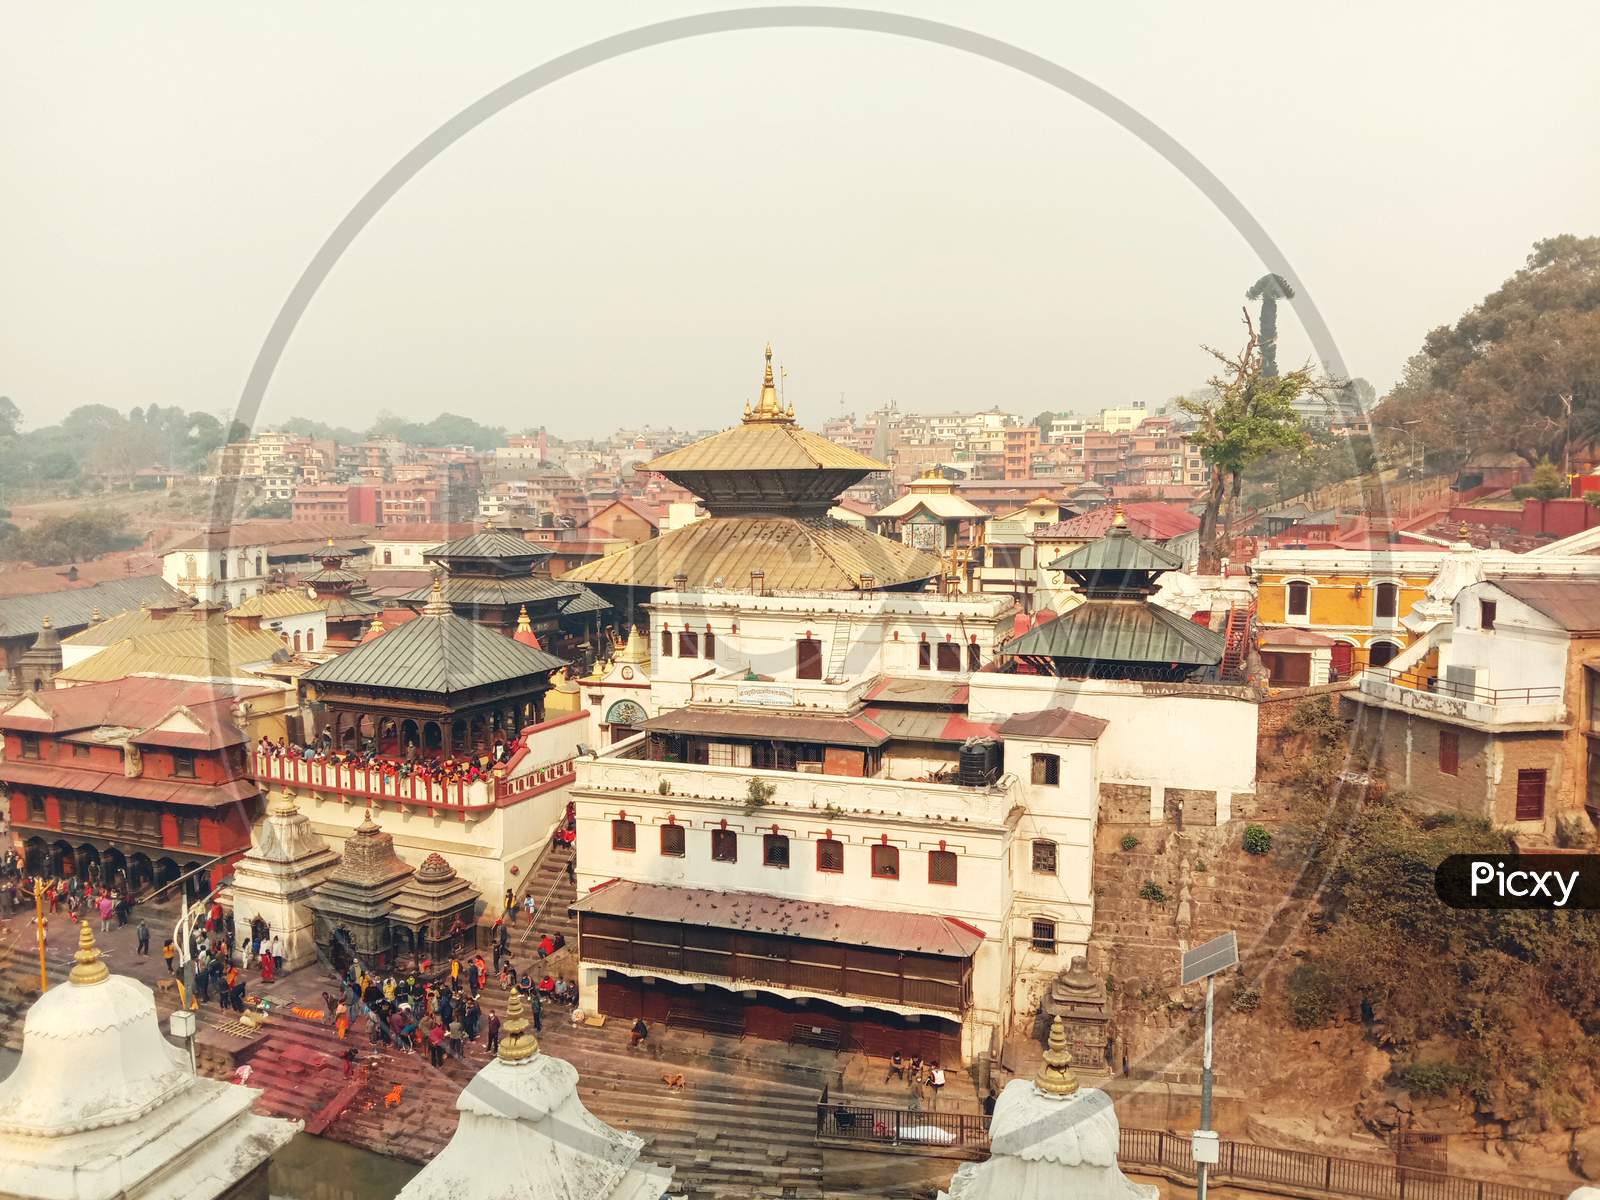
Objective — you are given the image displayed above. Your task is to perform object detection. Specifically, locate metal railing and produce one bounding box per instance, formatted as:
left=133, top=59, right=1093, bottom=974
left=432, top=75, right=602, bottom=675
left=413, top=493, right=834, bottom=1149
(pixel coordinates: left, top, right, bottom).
left=1117, top=1128, right=1564, bottom=1200
left=1360, top=666, right=1563, bottom=708
left=810, top=1106, right=1565, bottom=1200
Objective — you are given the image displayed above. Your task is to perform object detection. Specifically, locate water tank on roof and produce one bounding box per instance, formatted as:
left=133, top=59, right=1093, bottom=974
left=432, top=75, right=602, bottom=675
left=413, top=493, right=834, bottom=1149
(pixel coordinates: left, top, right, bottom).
left=959, top=737, right=1001, bottom=788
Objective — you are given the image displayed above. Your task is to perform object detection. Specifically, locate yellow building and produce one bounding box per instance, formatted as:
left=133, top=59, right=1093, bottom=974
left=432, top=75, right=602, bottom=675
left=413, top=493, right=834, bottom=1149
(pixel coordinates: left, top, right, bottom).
left=1253, top=548, right=1443, bottom=677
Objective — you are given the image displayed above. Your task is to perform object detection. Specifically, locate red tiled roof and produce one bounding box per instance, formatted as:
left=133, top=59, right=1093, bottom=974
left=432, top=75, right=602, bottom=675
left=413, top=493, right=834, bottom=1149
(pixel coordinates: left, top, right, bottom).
left=1035, top=502, right=1200, bottom=543
left=0, top=758, right=259, bottom=808
left=0, top=678, right=273, bottom=746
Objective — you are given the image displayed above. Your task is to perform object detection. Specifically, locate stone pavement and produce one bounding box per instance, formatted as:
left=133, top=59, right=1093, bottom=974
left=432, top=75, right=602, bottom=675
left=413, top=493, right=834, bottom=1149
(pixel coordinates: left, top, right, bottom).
left=0, top=897, right=963, bottom=1199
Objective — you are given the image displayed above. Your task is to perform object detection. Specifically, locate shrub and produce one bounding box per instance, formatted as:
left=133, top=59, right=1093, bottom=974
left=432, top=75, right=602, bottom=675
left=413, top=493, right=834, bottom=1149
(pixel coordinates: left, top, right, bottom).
left=1394, top=1059, right=1478, bottom=1098
left=1139, top=880, right=1168, bottom=904
left=744, top=777, right=776, bottom=813
left=1193, top=859, right=1207, bottom=873
left=1287, top=963, right=1337, bottom=1028
left=656, top=779, right=672, bottom=796
left=1120, top=833, right=1140, bottom=852
left=1230, top=981, right=1261, bottom=1013
left=1242, top=824, right=1273, bottom=855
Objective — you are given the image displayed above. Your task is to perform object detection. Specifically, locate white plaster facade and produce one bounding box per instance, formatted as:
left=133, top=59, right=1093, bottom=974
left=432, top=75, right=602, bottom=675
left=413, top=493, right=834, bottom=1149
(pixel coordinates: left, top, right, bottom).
left=162, top=542, right=270, bottom=607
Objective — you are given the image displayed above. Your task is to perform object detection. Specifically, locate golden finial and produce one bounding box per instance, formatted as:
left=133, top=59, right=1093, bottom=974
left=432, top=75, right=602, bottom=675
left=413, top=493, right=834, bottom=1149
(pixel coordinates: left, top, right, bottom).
left=40, top=616, right=52, bottom=630
left=365, top=614, right=386, bottom=640
left=498, top=989, right=540, bottom=1062
left=268, top=786, right=299, bottom=817
left=745, top=342, right=792, bottom=423
left=69, top=920, right=110, bottom=987
left=90, top=606, right=103, bottom=624
left=1458, top=521, right=1470, bottom=539
left=326, top=537, right=335, bottom=547
left=423, top=565, right=450, bottom=616
left=516, top=605, right=533, bottom=634
left=484, top=515, right=495, bottom=530
left=1111, top=503, right=1127, bottom=529
left=1034, top=1016, right=1079, bottom=1097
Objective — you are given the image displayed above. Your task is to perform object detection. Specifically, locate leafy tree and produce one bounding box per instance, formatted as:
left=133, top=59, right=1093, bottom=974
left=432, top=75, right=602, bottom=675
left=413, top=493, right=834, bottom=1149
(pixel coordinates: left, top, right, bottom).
left=1181, top=312, right=1318, bottom=565
left=1376, top=235, right=1600, bottom=469
left=0, top=510, right=140, bottom=565
left=0, top=396, right=21, bottom=438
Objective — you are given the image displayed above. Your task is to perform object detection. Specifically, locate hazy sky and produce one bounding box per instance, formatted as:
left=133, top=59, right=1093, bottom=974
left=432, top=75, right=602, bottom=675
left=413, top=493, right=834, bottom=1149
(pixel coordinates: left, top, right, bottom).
left=4, top=3, right=1597, bottom=439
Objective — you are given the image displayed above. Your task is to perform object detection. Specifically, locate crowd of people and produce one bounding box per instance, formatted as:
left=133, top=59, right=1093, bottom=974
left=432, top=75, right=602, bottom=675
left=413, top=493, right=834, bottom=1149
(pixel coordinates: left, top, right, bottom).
left=1, top=853, right=153, bottom=952
left=254, top=733, right=526, bottom=788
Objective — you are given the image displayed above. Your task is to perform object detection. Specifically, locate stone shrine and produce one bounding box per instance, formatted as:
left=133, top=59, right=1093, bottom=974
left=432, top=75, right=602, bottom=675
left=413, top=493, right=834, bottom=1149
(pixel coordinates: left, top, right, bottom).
left=225, top=786, right=341, bottom=971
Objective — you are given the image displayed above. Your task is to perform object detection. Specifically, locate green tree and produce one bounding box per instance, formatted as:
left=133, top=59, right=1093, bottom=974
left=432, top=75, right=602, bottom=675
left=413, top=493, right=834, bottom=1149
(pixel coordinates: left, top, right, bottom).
left=1376, top=235, right=1600, bottom=470
left=1181, top=314, right=1318, bottom=565
left=0, top=509, right=140, bottom=565
left=1246, top=274, right=1295, bottom=378
left=1511, top=458, right=1569, bottom=500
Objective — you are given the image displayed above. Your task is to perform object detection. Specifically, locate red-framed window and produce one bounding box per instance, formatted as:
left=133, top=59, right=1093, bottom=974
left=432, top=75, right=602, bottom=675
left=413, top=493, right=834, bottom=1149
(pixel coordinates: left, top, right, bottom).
left=816, top=838, right=844, bottom=873
left=611, top=818, right=636, bottom=851
left=871, top=843, right=899, bottom=879
left=928, top=849, right=958, bottom=886
left=659, top=824, right=684, bottom=856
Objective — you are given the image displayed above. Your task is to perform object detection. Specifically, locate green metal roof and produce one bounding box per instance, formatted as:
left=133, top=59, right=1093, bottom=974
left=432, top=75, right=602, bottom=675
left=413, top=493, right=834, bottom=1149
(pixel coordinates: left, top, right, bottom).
left=1002, top=600, right=1224, bottom=666
left=1046, top=526, right=1184, bottom=574
left=425, top=530, right=552, bottom=562
left=0, top=576, right=189, bottom=640
left=303, top=609, right=566, bottom=695
left=395, top=576, right=608, bottom=612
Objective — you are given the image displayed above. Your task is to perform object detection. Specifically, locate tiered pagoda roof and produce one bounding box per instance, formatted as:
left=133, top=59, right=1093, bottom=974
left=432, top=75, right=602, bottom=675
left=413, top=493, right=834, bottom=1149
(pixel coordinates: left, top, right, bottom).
left=568, top=345, right=940, bottom=593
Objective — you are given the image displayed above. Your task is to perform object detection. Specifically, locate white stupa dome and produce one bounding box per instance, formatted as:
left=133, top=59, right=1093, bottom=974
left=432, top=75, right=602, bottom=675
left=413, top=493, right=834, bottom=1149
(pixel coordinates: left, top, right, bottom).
left=0, top=922, right=191, bottom=1136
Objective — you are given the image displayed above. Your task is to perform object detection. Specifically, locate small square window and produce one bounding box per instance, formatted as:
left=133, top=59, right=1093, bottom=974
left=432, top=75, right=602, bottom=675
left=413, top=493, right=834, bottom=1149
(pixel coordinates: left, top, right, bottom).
left=871, top=843, right=899, bottom=879
left=677, top=631, right=699, bottom=658
left=611, top=819, right=636, bottom=851
left=1032, top=840, right=1057, bottom=874
left=177, top=816, right=202, bottom=847
left=72, top=743, right=90, bottom=759
left=763, top=833, right=790, bottom=868
left=28, top=794, right=45, bottom=821
left=711, top=828, right=738, bottom=862
left=659, top=824, right=685, bottom=856
left=936, top=641, right=960, bottom=672
left=20, top=734, right=39, bottom=760
left=928, top=849, right=958, bottom=886
left=173, top=751, right=197, bottom=779
left=1286, top=581, right=1310, bottom=618
left=1031, top=918, right=1057, bottom=953
left=1480, top=600, right=1497, bottom=631
left=816, top=838, right=844, bottom=873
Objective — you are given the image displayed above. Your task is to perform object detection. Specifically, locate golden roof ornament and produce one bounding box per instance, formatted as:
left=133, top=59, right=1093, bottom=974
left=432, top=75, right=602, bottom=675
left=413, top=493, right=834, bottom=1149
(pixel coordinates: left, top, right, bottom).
left=498, top=989, right=540, bottom=1062
left=69, top=920, right=110, bottom=987
left=1111, top=503, right=1127, bottom=529
left=744, top=342, right=793, bottom=424
left=515, top=605, right=534, bottom=634
left=268, top=786, right=300, bottom=818
left=423, top=566, right=451, bottom=616
left=1034, top=1016, right=1079, bottom=1097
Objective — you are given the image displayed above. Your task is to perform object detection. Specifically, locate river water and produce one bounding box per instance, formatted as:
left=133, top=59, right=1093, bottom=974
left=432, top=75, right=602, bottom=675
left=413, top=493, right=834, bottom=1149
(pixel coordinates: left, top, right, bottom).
left=0, top=1047, right=419, bottom=1199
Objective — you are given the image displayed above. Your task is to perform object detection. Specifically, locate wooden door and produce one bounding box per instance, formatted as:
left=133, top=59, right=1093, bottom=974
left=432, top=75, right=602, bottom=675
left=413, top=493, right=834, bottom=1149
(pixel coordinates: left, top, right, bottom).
left=1515, top=769, right=1546, bottom=821
left=1330, top=642, right=1354, bottom=678
left=796, top=637, right=823, bottom=680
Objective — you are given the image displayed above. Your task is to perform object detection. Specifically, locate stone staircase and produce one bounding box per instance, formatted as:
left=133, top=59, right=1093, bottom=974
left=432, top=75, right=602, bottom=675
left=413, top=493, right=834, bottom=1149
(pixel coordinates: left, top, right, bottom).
left=505, top=837, right=576, bottom=951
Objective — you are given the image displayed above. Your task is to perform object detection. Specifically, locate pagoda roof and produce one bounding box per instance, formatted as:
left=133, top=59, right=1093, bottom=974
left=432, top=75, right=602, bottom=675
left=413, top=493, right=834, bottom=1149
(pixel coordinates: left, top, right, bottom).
left=1046, top=523, right=1185, bottom=574
left=647, top=418, right=885, bottom=475
left=395, top=575, right=607, bottom=614
left=565, top=514, right=940, bottom=593
left=1002, top=599, right=1224, bottom=667
left=426, top=529, right=552, bottom=563
left=304, top=590, right=565, bottom=695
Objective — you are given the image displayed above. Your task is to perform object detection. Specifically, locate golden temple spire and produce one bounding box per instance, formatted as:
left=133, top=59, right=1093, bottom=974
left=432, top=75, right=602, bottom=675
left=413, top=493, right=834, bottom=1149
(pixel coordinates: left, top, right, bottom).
left=744, top=342, right=793, bottom=424
left=423, top=566, right=451, bottom=616
left=516, top=605, right=533, bottom=634
left=498, top=989, right=540, bottom=1062
left=1111, top=503, right=1127, bottom=529
left=69, top=920, right=110, bottom=987
left=1034, top=1016, right=1079, bottom=1097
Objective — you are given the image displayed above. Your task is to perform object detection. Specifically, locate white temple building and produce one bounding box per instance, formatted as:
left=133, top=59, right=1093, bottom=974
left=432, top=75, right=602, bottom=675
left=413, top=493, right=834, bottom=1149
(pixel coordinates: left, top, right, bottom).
left=225, top=786, right=340, bottom=971
left=0, top=922, right=299, bottom=1200
left=396, top=990, right=677, bottom=1200
left=939, top=1017, right=1155, bottom=1200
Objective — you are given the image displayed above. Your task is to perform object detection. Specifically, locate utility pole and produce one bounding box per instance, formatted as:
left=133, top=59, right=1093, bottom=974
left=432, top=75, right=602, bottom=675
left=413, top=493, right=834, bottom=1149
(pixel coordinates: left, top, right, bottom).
left=1181, top=932, right=1238, bottom=1200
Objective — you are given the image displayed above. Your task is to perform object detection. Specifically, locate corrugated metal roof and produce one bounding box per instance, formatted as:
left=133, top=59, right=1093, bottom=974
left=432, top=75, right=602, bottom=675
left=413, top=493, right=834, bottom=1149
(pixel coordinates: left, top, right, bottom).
left=640, top=706, right=890, bottom=746
left=226, top=590, right=327, bottom=619
left=1035, top=503, right=1200, bottom=543
left=62, top=605, right=207, bottom=648
left=1489, top=579, right=1600, bottom=632
left=303, top=610, right=566, bottom=695
left=872, top=492, right=989, bottom=521
left=54, top=624, right=289, bottom=683
left=1002, top=599, right=1225, bottom=666
left=565, top=516, right=940, bottom=592
left=646, top=421, right=887, bottom=475
left=574, top=880, right=985, bottom=958
left=1047, top=526, right=1184, bottom=574
left=425, top=530, right=552, bottom=561
left=0, top=576, right=188, bottom=639
left=0, top=759, right=259, bottom=809
left=394, top=576, right=606, bottom=611
left=862, top=677, right=970, bottom=706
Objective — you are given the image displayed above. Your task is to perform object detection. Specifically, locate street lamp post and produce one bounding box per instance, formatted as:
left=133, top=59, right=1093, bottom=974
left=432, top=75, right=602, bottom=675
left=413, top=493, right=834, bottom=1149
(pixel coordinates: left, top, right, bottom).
left=32, top=878, right=48, bottom=992
left=1181, top=932, right=1240, bottom=1200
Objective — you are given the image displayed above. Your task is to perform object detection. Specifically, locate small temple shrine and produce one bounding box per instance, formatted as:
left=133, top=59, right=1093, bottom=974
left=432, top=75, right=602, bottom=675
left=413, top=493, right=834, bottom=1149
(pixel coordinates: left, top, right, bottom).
left=396, top=990, right=677, bottom=1199
left=868, top=465, right=988, bottom=554
left=1038, top=954, right=1113, bottom=1072
left=304, top=811, right=482, bottom=973
left=939, top=1017, right=1155, bottom=1200
left=567, top=345, right=941, bottom=614
left=388, top=851, right=482, bottom=966
left=306, top=810, right=417, bottom=971
left=301, top=570, right=567, bottom=756
left=0, top=922, right=298, bottom=1199
left=1001, top=508, right=1224, bottom=682
left=300, top=539, right=384, bottom=643
left=225, top=786, right=341, bottom=972
left=394, top=525, right=610, bottom=664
